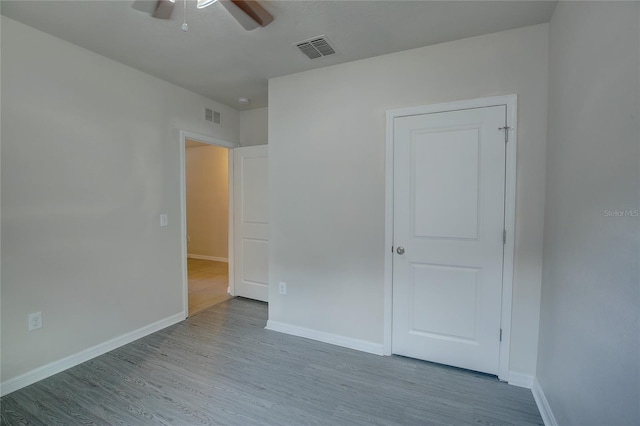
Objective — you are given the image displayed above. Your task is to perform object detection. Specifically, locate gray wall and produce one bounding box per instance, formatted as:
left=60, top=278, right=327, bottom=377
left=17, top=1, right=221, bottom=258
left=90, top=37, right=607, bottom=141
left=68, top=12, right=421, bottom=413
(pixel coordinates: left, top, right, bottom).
left=239, top=107, right=268, bottom=146
left=537, top=2, right=640, bottom=425
left=1, top=17, right=238, bottom=384
left=269, top=24, right=549, bottom=377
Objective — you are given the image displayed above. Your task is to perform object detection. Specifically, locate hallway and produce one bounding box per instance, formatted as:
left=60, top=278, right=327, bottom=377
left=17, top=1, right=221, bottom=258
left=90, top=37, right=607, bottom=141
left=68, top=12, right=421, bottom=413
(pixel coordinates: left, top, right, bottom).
left=188, top=258, right=232, bottom=315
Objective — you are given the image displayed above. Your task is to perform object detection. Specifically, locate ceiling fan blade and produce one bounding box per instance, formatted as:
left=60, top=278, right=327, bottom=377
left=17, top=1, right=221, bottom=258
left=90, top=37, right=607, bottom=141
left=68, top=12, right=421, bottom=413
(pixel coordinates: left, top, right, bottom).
left=221, top=0, right=273, bottom=30
left=152, top=0, right=175, bottom=19
left=132, top=0, right=157, bottom=15
left=220, top=1, right=258, bottom=30
left=231, top=0, right=273, bottom=27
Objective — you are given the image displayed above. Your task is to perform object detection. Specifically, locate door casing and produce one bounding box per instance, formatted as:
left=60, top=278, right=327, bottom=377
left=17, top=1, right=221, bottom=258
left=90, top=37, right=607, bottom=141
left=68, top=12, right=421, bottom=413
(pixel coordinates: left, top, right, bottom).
left=383, top=95, right=517, bottom=382
left=179, top=130, right=237, bottom=318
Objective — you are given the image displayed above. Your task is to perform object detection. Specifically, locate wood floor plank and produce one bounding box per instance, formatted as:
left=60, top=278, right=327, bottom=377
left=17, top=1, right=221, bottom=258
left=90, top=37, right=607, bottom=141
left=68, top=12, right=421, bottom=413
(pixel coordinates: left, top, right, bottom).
left=1, top=298, right=543, bottom=425
left=188, top=259, right=232, bottom=316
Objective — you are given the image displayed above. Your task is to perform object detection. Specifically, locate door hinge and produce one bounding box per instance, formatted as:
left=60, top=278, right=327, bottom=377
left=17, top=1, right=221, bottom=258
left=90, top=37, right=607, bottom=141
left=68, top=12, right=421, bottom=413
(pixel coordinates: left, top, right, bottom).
left=500, top=329, right=503, bottom=342
left=391, top=245, right=394, bottom=253
left=503, top=229, right=507, bottom=244
left=499, top=126, right=511, bottom=143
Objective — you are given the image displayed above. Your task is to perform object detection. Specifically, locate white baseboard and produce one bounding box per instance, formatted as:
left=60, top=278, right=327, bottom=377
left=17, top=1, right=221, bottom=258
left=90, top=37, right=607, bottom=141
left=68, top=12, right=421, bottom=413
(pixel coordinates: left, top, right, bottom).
left=265, top=320, right=384, bottom=356
left=187, top=254, right=228, bottom=263
left=508, top=371, right=534, bottom=389
left=0, top=312, right=186, bottom=397
left=532, top=376, right=558, bottom=426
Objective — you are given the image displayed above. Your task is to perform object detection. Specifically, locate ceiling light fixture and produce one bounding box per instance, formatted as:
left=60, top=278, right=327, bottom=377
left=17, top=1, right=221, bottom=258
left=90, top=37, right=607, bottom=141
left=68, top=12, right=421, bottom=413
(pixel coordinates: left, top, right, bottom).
left=181, top=0, right=188, bottom=31
left=197, top=0, right=219, bottom=9
left=238, top=97, right=251, bottom=105
left=140, top=0, right=274, bottom=31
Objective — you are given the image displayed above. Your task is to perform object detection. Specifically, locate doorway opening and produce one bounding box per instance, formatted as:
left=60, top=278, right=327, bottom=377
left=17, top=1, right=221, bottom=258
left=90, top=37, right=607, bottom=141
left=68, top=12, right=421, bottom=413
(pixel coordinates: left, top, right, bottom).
left=179, top=131, right=237, bottom=317
left=185, top=140, right=231, bottom=315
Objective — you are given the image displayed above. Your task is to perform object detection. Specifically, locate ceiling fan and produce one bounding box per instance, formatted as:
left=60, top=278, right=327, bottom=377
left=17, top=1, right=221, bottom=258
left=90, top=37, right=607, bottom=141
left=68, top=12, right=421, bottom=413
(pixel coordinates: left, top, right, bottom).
left=133, top=0, right=274, bottom=31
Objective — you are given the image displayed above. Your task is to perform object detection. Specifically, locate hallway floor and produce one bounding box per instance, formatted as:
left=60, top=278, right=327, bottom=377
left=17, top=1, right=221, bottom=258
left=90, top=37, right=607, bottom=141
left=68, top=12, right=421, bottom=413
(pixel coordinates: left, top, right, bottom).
left=188, top=258, right=232, bottom=315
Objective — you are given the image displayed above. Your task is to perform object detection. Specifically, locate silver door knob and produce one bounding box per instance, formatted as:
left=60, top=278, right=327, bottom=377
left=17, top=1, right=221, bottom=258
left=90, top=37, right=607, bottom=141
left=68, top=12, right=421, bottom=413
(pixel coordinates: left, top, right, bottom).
left=396, top=246, right=405, bottom=255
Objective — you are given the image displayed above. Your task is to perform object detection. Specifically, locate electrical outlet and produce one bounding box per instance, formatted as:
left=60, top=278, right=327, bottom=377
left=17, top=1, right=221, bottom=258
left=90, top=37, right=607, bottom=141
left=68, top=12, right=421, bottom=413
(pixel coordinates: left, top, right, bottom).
left=160, top=213, right=168, bottom=227
left=28, top=312, right=42, bottom=331
left=279, top=282, right=287, bottom=295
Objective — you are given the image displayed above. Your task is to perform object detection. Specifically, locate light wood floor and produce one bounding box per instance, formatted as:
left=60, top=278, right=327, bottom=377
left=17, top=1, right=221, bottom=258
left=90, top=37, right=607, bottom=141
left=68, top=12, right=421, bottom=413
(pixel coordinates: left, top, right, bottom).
left=1, top=298, right=543, bottom=425
left=188, top=258, right=232, bottom=315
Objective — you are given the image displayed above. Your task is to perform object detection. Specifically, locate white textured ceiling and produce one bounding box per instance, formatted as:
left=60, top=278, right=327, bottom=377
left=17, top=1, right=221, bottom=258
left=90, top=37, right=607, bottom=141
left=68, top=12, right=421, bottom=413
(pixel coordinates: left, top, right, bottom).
left=1, top=0, right=556, bottom=110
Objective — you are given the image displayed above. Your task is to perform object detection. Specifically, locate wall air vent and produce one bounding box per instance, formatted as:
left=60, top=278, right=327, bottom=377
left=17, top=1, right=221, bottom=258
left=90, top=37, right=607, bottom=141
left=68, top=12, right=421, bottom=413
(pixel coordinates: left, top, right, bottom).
left=205, top=108, right=221, bottom=124
left=295, top=36, right=336, bottom=60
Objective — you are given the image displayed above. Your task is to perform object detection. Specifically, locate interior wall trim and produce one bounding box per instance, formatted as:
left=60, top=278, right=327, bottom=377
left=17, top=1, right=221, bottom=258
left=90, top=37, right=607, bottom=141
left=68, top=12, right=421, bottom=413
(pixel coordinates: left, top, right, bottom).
left=532, top=376, right=559, bottom=426
left=179, top=129, right=237, bottom=313
left=0, top=312, right=185, bottom=397
left=508, top=371, right=534, bottom=389
left=265, top=320, right=384, bottom=356
left=187, top=254, right=229, bottom=263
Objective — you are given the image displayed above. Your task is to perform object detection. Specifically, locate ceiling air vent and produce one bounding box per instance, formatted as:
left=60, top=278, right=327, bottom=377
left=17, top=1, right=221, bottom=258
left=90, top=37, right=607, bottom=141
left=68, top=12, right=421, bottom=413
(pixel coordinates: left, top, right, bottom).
left=296, top=36, right=336, bottom=60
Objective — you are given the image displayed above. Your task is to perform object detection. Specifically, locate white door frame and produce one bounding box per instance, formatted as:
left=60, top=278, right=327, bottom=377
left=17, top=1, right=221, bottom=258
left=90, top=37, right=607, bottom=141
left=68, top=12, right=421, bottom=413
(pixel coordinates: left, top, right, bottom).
left=179, top=130, right=238, bottom=317
left=383, top=95, right=517, bottom=381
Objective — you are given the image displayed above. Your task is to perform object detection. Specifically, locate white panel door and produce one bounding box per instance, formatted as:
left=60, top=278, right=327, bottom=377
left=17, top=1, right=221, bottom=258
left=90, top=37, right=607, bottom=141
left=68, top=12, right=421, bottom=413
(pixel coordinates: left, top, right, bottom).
left=392, top=106, right=506, bottom=375
left=234, top=145, right=268, bottom=302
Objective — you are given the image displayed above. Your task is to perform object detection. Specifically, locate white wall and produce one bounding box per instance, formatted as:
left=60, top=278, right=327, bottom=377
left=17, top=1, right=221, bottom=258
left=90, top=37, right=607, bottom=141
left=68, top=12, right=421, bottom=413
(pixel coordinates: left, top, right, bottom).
left=239, top=107, right=268, bottom=146
left=186, top=143, right=229, bottom=260
left=0, top=17, right=239, bottom=384
left=269, top=24, right=548, bottom=377
left=537, top=2, right=639, bottom=425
